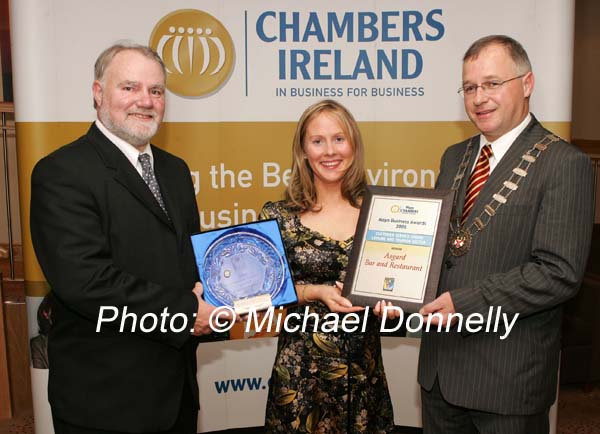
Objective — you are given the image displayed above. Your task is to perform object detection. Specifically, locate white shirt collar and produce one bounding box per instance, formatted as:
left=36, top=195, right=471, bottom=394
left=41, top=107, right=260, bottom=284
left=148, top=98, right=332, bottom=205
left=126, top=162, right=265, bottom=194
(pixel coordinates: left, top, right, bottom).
left=477, top=113, right=531, bottom=173
left=95, top=119, right=153, bottom=174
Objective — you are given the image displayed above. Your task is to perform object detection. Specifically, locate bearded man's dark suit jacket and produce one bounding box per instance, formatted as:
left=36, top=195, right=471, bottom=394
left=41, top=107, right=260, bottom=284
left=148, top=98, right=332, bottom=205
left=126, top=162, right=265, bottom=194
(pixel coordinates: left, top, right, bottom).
left=418, top=116, right=594, bottom=416
left=31, top=123, right=201, bottom=432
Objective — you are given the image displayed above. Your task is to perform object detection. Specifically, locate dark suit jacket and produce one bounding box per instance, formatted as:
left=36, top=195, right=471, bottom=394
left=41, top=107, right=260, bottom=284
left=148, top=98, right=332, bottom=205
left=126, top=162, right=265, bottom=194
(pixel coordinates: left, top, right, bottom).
left=31, top=124, right=201, bottom=432
left=418, top=116, right=594, bottom=414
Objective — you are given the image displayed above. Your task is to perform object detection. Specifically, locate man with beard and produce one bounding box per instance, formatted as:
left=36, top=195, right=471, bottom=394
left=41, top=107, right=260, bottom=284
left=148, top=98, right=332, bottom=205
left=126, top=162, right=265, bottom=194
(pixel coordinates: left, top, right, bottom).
left=30, top=43, right=227, bottom=434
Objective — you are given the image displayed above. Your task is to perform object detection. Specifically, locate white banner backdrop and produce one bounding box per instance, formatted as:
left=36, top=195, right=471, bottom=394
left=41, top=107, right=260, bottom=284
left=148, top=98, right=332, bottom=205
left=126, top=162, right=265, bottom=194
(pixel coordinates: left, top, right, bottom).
left=196, top=338, right=422, bottom=432
left=11, top=0, right=573, bottom=123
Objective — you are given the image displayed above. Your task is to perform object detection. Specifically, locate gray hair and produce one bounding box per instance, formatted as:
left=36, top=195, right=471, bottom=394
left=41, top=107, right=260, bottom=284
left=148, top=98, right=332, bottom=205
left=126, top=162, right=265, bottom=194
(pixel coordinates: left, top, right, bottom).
left=93, top=42, right=166, bottom=108
left=463, top=35, right=532, bottom=75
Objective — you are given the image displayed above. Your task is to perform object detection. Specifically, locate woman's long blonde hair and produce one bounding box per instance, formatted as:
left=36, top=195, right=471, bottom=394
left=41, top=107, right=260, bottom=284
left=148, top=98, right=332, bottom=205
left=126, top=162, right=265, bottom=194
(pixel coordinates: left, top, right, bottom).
left=285, top=99, right=366, bottom=212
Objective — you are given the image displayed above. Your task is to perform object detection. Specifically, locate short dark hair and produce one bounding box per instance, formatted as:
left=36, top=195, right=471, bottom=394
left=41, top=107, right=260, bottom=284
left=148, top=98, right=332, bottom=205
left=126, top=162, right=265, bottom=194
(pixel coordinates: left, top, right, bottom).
left=463, top=35, right=532, bottom=74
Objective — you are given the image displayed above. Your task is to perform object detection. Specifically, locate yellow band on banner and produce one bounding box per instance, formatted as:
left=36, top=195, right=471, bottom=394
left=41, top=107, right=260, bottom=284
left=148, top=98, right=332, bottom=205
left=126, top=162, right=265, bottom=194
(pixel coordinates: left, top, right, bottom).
left=16, top=120, right=570, bottom=290
left=25, top=281, right=51, bottom=298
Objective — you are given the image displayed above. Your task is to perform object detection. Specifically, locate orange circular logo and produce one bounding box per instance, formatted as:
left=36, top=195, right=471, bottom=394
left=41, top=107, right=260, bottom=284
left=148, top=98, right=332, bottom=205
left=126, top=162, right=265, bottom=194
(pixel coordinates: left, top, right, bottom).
left=149, top=9, right=235, bottom=97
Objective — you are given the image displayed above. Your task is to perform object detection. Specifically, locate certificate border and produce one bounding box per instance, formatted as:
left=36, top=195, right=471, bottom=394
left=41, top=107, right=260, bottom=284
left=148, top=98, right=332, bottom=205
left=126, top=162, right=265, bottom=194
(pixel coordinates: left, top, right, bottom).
left=352, top=195, right=442, bottom=303
left=342, top=186, right=453, bottom=313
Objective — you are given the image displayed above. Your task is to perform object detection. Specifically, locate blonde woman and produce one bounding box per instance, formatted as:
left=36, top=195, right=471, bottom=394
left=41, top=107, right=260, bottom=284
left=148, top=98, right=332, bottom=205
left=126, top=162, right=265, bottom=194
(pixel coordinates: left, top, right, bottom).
left=261, top=100, right=394, bottom=433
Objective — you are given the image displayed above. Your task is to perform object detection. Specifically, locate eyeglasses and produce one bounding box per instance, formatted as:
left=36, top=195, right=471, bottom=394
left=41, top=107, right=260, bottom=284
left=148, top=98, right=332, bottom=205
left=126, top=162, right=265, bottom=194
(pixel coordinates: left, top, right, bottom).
left=458, top=74, right=526, bottom=97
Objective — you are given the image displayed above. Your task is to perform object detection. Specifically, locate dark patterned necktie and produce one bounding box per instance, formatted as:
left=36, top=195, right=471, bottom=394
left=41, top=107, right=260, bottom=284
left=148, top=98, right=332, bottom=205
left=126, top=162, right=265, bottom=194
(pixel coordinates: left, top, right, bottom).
left=461, top=144, right=492, bottom=224
left=138, top=153, right=168, bottom=216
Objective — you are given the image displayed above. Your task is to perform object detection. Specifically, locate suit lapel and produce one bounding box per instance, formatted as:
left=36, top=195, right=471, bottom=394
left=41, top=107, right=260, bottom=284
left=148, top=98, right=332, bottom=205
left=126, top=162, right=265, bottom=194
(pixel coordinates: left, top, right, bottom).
left=152, top=147, right=184, bottom=240
left=87, top=124, right=174, bottom=230
left=462, top=117, right=540, bottom=224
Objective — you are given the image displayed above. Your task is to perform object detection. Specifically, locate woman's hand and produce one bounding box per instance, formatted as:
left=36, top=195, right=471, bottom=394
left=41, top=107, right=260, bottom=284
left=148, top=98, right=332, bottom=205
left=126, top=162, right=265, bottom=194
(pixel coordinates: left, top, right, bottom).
left=301, top=282, right=364, bottom=313
left=373, top=300, right=402, bottom=320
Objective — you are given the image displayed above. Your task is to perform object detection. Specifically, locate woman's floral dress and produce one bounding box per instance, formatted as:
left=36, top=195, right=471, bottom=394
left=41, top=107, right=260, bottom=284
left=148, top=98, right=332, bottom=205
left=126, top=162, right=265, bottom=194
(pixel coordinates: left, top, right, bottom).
left=261, top=201, right=394, bottom=434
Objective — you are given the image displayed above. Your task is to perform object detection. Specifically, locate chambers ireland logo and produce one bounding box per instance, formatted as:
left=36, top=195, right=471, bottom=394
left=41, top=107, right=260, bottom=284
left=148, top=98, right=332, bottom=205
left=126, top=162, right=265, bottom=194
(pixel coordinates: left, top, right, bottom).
left=149, top=9, right=235, bottom=97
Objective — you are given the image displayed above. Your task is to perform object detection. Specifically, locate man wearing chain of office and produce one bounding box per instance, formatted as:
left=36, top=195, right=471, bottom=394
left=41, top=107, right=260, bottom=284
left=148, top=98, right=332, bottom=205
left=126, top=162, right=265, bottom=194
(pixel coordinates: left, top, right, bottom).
left=417, top=34, right=594, bottom=434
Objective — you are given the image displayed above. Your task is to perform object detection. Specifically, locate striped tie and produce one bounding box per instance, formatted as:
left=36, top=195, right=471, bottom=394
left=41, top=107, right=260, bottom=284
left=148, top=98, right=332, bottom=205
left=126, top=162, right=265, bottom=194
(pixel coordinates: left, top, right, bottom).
left=461, top=144, right=492, bottom=224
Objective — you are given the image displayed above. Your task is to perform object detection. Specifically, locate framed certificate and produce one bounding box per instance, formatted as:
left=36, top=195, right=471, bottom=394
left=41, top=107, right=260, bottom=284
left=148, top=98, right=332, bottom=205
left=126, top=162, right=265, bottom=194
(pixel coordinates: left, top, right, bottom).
left=342, top=186, right=453, bottom=312
left=191, top=220, right=297, bottom=314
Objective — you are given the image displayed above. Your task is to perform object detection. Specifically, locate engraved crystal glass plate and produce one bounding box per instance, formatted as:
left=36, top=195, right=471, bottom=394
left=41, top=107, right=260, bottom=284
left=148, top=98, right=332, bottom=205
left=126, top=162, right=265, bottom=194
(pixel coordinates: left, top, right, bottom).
left=202, top=230, right=286, bottom=306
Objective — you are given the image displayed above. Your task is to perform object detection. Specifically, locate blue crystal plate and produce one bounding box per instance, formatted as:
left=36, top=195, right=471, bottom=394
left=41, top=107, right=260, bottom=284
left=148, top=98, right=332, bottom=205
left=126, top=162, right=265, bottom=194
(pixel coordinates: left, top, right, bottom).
left=202, top=230, right=285, bottom=306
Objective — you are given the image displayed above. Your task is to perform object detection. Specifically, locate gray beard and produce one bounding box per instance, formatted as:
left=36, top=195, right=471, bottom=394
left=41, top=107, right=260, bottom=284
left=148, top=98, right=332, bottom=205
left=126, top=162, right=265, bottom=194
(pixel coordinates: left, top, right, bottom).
left=98, top=106, right=158, bottom=148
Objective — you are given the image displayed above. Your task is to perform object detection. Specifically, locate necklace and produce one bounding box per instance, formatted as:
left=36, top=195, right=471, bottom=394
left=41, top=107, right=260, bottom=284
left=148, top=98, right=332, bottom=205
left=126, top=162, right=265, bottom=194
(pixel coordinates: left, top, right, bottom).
left=448, top=133, right=558, bottom=256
